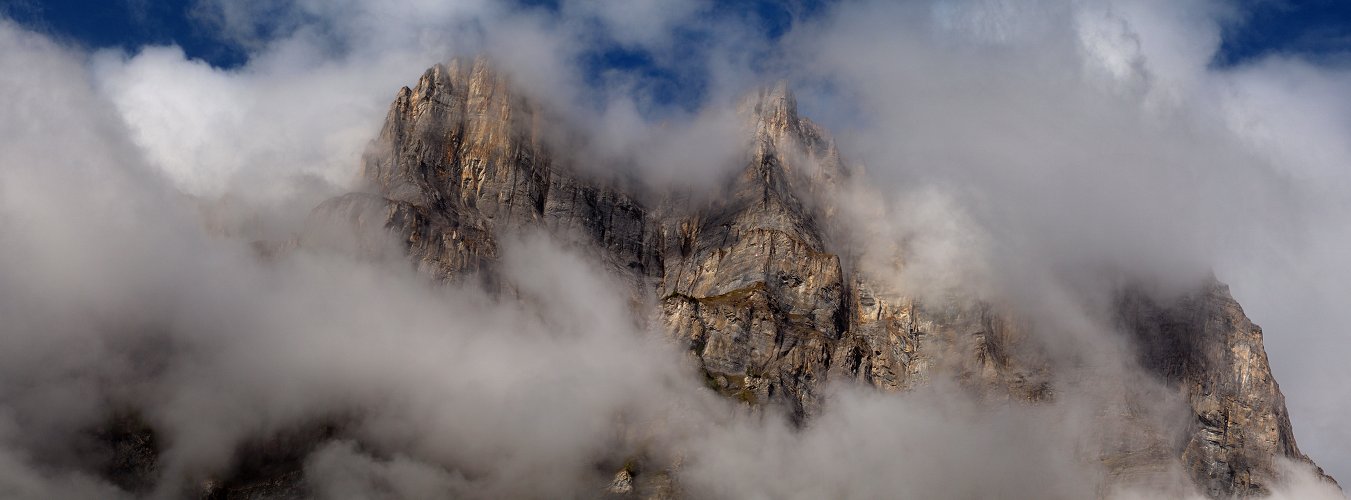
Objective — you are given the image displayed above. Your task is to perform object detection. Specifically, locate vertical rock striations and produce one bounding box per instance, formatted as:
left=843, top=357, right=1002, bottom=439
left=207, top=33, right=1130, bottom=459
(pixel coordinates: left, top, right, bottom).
left=105, top=58, right=1327, bottom=497
left=343, top=59, right=1332, bottom=496
left=1118, top=281, right=1335, bottom=496
left=351, top=57, right=661, bottom=283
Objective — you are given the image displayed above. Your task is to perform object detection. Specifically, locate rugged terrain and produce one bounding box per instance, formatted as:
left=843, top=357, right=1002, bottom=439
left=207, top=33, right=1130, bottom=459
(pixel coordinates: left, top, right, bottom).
left=96, top=58, right=1335, bottom=498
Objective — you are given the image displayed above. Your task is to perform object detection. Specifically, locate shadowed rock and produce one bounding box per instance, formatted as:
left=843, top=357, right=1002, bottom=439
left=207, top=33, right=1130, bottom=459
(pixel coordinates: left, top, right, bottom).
left=93, top=58, right=1335, bottom=498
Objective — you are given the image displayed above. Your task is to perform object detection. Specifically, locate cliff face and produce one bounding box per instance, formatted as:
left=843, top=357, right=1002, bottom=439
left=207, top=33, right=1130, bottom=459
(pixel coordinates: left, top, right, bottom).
left=1118, top=282, right=1333, bottom=496
left=334, top=59, right=1335, bottom=496
left=345, top=59, right=660, bottom=285
left=349, top=61, right=1051, bottom=423
left=335, top=59, right=1333, bottom=497
left=112, top=58, right=1328, bottom=498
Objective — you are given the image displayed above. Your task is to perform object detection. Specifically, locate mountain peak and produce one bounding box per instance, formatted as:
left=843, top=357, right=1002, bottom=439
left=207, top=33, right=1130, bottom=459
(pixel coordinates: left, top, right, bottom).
left=306, top=60, right=1335, bottom=498
left=740, top=80, right=800, bottom=137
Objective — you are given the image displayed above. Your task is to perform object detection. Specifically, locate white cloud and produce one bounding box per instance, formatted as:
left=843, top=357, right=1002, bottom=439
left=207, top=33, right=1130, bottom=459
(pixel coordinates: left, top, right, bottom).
left=1, top=0, right=1351, bottom=496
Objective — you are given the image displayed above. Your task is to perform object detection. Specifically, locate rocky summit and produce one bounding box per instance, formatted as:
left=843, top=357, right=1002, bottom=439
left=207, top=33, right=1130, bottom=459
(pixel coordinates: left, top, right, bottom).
left=98, top=58, right=1337, bottom=498
left=344, top=57, right=1334, bottom=497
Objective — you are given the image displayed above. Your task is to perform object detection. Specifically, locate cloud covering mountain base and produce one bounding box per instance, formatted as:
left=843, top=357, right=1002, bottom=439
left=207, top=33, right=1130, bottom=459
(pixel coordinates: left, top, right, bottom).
left=1, top=0, right=1350, bottom=498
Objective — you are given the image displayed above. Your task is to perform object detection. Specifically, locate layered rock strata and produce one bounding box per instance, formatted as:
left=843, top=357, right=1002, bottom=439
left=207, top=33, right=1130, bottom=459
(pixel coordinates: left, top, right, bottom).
left=342, top=58, right=1333, bottom=497
left=94, top=58, right=1333, bottom=498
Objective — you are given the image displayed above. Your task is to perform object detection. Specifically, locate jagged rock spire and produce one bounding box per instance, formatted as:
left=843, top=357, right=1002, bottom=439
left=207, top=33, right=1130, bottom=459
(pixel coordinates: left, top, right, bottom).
left=328, top=60, right=1346, bottom=497
left=231, top=59, right=1334, bottom=498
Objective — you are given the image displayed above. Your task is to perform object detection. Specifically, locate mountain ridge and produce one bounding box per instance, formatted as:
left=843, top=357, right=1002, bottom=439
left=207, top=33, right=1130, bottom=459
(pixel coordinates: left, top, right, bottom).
left=345, top=57, right=1334, bottom=497
left=91, top=56, right=1337, bottom=499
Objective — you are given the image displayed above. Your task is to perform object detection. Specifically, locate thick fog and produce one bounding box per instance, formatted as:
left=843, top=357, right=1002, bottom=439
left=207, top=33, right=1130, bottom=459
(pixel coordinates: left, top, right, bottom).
left=1, top=0, right=1349, bottom=498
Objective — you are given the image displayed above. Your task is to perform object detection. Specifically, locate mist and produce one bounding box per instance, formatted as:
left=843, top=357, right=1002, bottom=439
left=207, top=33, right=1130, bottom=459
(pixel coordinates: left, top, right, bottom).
left=1, top=0, right=1350, bottom=498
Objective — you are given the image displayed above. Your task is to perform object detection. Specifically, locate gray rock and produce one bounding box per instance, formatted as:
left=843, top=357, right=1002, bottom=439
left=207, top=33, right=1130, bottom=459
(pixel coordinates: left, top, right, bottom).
left=344, top=59, right=1336, bottom=496
left=97, top=58, right=1333, bottom=498
left=1118, top=280, right=1338, bottom=496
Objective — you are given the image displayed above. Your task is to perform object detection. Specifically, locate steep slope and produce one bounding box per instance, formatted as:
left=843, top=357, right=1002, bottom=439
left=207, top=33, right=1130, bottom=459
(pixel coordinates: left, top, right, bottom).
left=342, top=59, right=1332, bottom=497
left=349, top=58, right=660, bottom=285
left=656, top=84, right=852, bottom=418
left=89, top=58, right=1332, bottom=498
left=1119, top=282, right=1334, bottom=496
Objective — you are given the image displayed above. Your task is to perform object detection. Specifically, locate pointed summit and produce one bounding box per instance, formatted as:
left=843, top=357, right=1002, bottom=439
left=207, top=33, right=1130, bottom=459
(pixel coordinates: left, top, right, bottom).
left=740, top=80, right=801, bottom=139
left=324, top=60, right=1336, bottom=499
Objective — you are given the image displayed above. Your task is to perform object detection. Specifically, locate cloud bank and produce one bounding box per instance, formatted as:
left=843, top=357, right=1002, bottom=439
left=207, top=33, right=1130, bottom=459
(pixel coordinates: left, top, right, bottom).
left=0, top=0, right=1349, bottom=498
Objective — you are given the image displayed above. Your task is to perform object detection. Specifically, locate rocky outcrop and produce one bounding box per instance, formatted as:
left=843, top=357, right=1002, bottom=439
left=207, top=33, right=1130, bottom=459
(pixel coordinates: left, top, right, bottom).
left=339, top=58, right=1332, bottom=496
left=349, top=63, right=1053, bottom=422
left=655, top=84, right=851, bottom=418
left=1118, top=281, right=1336, bottom=496
left=94, top=58, right=1332, bottom=497
left=354, top=58, right=661, bottom=284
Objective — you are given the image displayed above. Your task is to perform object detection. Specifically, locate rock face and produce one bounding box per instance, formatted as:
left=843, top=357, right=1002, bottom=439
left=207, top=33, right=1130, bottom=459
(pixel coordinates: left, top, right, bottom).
left=1118, top=282, right=1334, bottom=496
left=341, top=58, right=1332, bottom=496
left=348, top=62, right=1056, bottom=424
left=336, top=58, right=1334, bottom=496
left=348, top=58, right=660, bottom=284
left=97, top=58, right=1332, bottom=497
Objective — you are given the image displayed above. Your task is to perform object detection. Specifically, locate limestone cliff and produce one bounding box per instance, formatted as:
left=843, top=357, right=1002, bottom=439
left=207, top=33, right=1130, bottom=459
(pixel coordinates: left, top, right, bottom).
left=92, top=58, right=1333, bottom=498
left=340, top=59, right=1332, bottom=497
left=1118, top=282, right=1334, bottom=496
left=347, top=58, right=660, bottom=285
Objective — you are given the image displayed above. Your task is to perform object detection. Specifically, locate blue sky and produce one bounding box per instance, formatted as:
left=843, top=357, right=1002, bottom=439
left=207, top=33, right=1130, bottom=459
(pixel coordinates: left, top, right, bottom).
left=0, top=0, right=831, bottom=111
left=1, top=0, right=250, bottom=66
left=21, top=0, right=1351, bottom=108
left=8, top=1, right=1351, bottom=67
left=1217, top=0, right=1351, bottom=65
left=1, top=1, right=821, bottom=67
left=572, top=0, right=827, bottom=109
